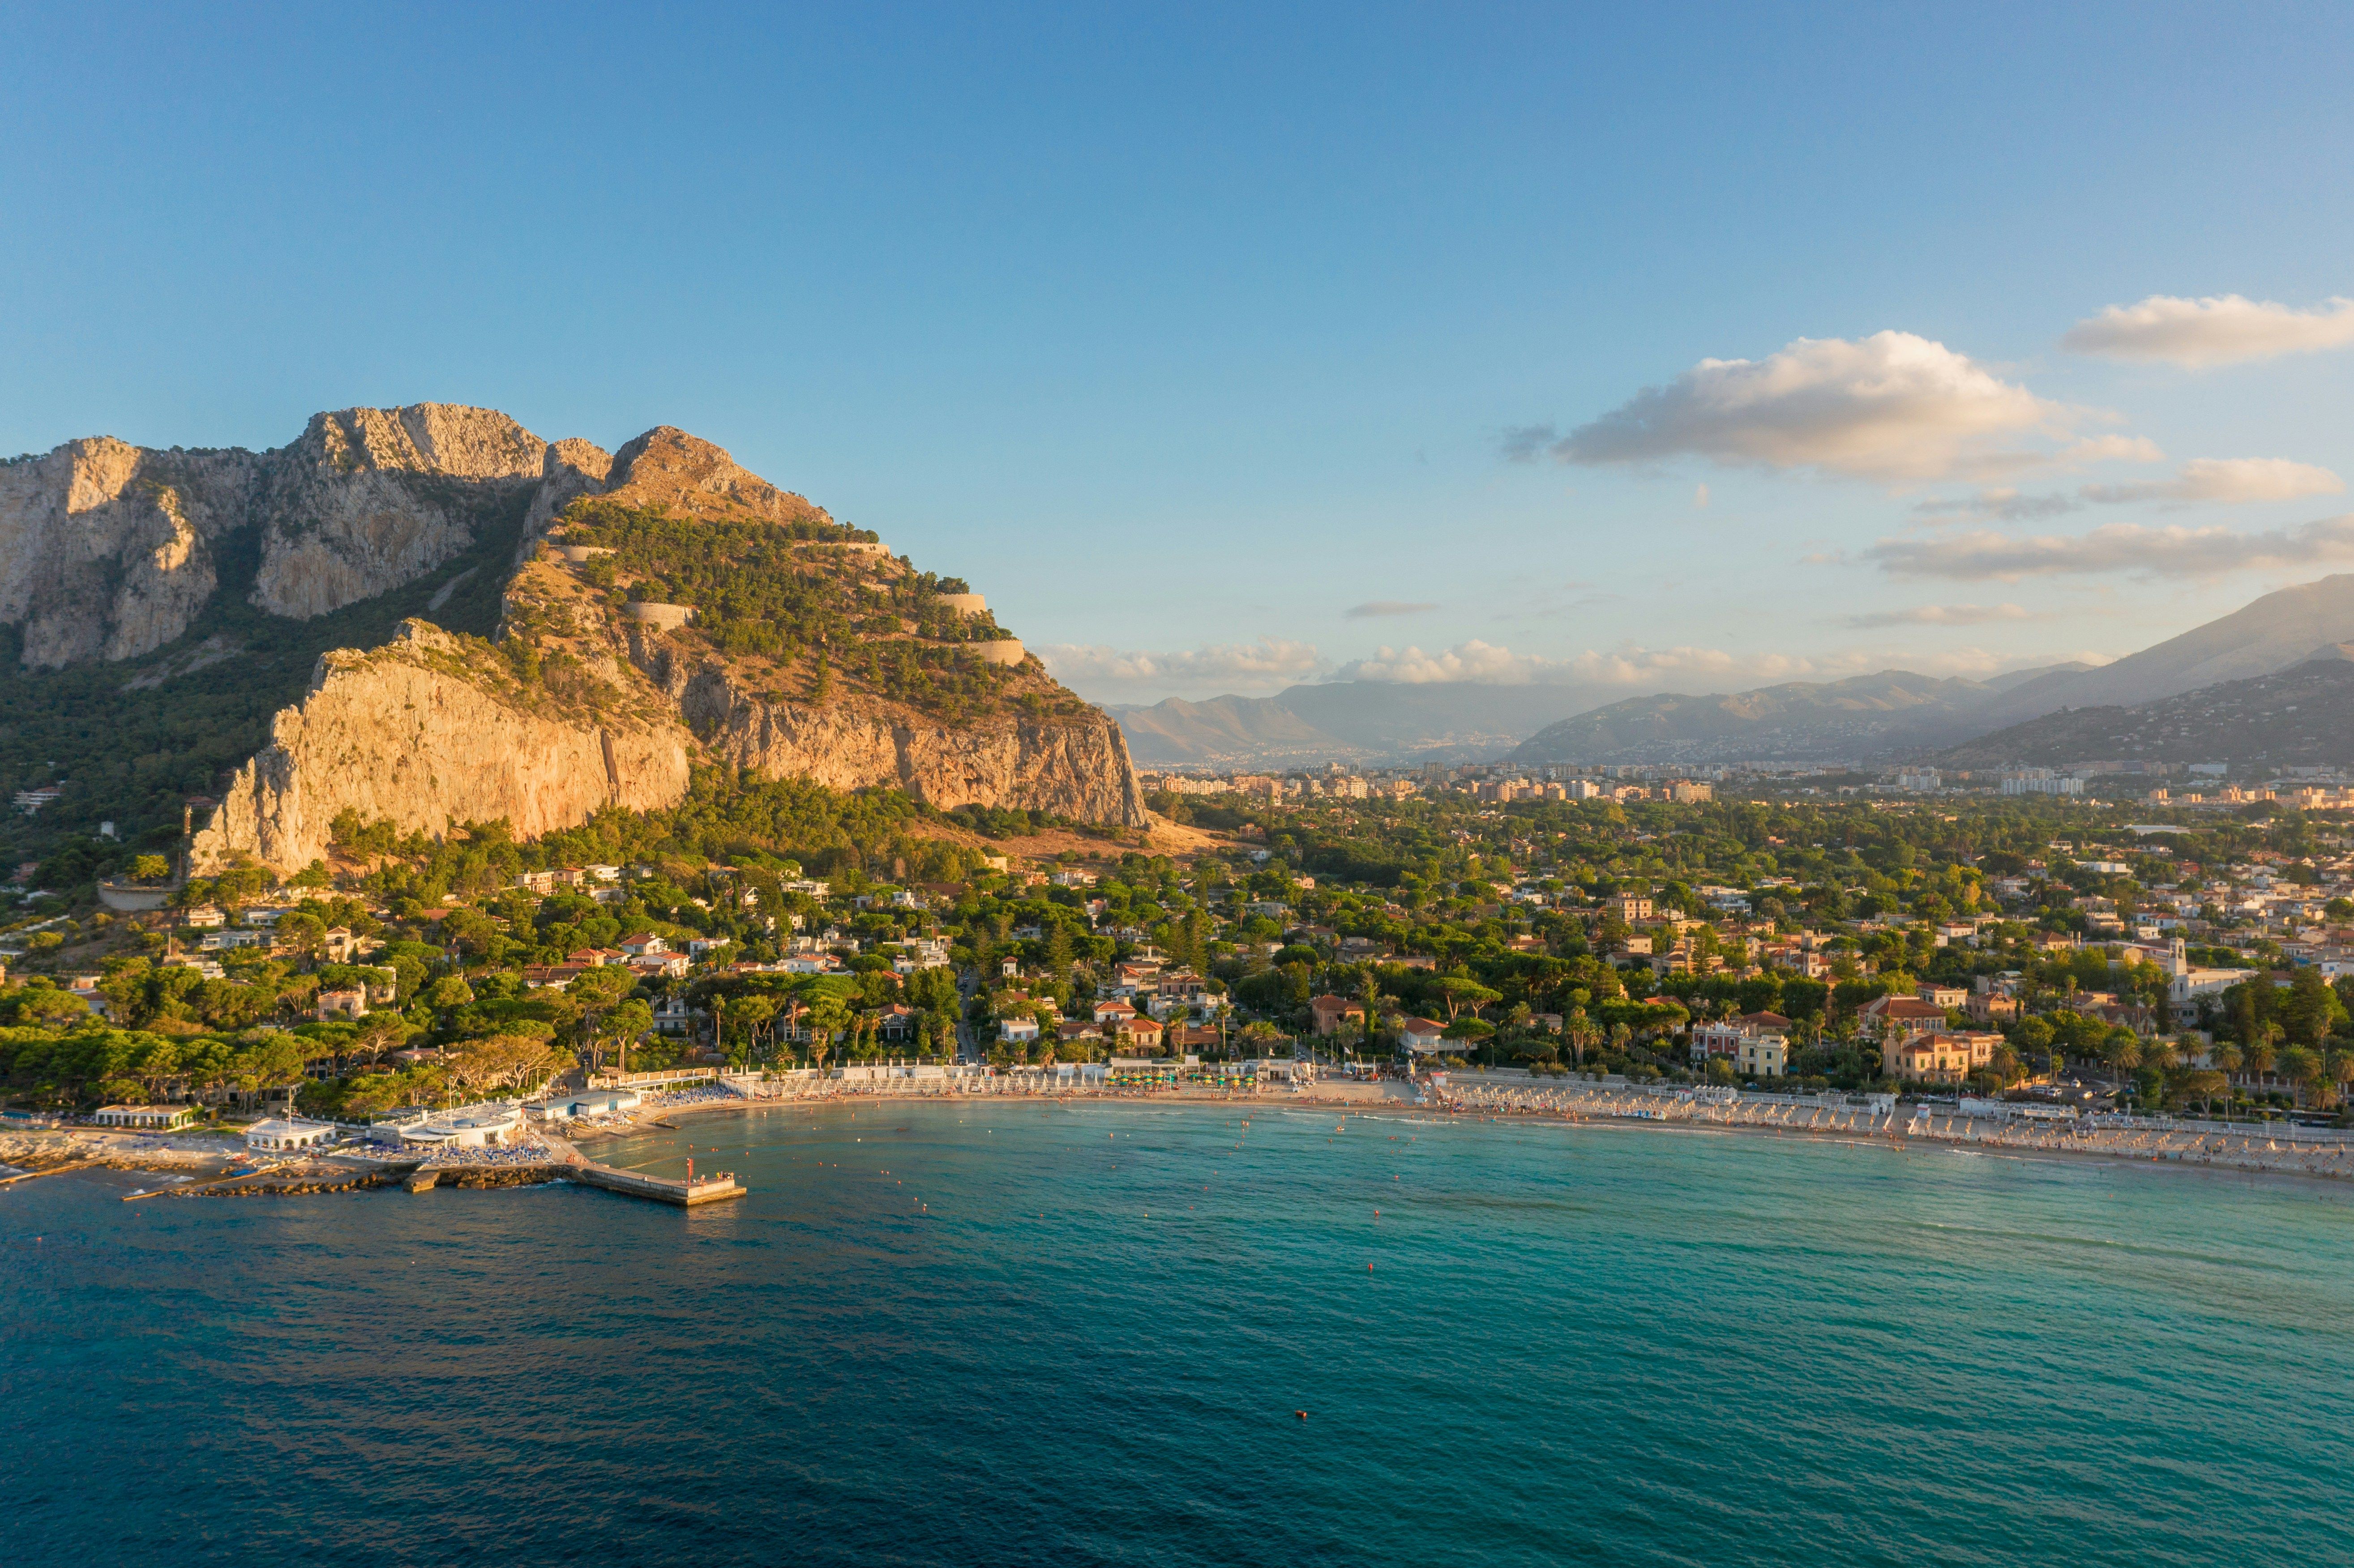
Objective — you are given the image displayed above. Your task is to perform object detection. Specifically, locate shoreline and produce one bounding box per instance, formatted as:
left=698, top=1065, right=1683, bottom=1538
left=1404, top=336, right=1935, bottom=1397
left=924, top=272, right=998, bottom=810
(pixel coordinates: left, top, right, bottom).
left=18, top=1081, right=2352, bottom=1196
left=1431, top=1088, right=2354, bottom=1183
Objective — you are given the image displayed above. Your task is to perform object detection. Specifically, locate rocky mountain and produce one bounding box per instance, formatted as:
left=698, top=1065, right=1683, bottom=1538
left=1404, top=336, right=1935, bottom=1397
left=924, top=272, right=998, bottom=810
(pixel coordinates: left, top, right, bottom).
left=0, top=405, right=566, bottom=668
left=1937, top=651, right=2354, bottom=771
left=0, top=405, right=1144, bottom=871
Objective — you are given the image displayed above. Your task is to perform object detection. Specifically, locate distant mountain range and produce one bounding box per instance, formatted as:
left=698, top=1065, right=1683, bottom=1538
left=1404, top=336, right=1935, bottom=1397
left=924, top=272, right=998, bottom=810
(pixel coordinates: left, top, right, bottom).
left=1113, top=574, right=2354, bottom=769
left=1939, top=648, right=2354, bottom=770
left=1111, top=683, right=1604, bottom=767
left=1504, top=666, right=2090, bottom=767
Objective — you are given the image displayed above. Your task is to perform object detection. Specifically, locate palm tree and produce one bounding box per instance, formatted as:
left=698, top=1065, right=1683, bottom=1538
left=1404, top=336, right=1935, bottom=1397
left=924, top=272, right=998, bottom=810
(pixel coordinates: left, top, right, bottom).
left=2245, top=1034, right=2278, bottom=1094
left=2329, top=1048, right=2354, bottom=1112
left=1565, top=1008, right=1596, bottom=1068
left=2279, top=1045, right=2322, bottom=1109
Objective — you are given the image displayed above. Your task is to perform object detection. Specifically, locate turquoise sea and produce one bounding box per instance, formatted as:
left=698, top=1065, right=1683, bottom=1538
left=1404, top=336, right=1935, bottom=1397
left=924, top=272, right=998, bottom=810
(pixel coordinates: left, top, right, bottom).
left=5, top=1101, right=2351, bottom=1566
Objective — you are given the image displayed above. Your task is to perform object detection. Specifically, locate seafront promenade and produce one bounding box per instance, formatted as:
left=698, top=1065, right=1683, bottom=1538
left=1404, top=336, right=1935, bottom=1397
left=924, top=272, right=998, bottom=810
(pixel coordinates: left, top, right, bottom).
left=1440, top=1079, right=2354, bottom=1179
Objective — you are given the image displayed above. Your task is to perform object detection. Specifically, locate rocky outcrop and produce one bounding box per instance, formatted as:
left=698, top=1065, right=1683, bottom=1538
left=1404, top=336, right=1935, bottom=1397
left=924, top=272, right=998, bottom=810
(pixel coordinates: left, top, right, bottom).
left=191, top=620, right=690, bottom=874
left=520, top=437, right=615, bottom=545
left=664, top=660, right=1148, bottom=826
left=249, top=406, right=549, bottom=619
left=598, top=426, right=833, bottom=526
left=0, top=410, right=852, bottom=669
left=0, top=438, right=259, bottom=667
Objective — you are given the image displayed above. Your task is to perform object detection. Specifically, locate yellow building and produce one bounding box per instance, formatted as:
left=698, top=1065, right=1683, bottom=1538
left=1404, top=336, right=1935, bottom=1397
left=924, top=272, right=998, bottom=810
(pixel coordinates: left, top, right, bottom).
left=1884, top=1030, right=2004, bottom=1085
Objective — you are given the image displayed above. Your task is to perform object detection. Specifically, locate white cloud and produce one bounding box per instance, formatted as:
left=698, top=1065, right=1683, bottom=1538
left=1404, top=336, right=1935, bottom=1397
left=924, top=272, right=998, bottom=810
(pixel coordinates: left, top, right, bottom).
left=2062, top=293, right=2354, bottom=367
left=1038, top=637, right=1327, bottom=688
left=1538, top=330, right=2089, bottom=482
left=1338, top=641, right=1566, bottom=684
left=1842, top=603, right=2036, bottom=628
left=2080, top=457, right=2345, bottom=506
left=1340, top=640, right=1836, bottom=687
left=1864, top=514, right=2354, bottom=581
left=1915, top=458, right=2343, bottom=523
left=1343, top=600, right=1439, bottom=618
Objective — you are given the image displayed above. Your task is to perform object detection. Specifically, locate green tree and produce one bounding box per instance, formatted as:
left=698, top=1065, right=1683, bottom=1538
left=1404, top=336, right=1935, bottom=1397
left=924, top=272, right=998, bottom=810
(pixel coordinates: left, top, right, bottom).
left=422, top=975, right=476, bottom=1013
left=2279, top=1045, right=2323, bottom=1108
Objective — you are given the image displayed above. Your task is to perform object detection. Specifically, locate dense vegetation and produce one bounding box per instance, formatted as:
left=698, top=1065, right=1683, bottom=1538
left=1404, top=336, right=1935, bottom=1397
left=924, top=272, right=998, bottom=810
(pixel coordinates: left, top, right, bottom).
left=12, top=765, right=2350, bottom=1124
left=555, top=498, right=1089, bottom=722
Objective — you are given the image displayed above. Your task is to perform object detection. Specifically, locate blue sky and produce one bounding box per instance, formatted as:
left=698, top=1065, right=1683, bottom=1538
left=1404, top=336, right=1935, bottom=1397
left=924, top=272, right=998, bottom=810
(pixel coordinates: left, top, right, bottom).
left=6, top=2, right=2354, bottom=705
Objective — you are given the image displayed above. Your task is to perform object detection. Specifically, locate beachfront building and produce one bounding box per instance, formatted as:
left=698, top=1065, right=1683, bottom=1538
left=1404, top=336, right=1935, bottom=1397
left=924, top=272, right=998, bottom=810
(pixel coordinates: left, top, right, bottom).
left=245, top=1117, right=334, bottom=1151
left=398, top=1103, right=525, bottom=1149
left=1689, top=1011, right=1793, bottom=1065
left=1309, top=994, right=1368, bottom=1036
left=93, top=1104, right=199, bottom=1130
left=1857, top=995, right=1950, bottom=1042
left=1884, top=1030, right=2005, bottom=1086
left=1398, top=1017, right=1449, bottom=1055
left=1737, top=1034, right=1787, bottom=1079
left=534, top=1088, right=643, bottom=1122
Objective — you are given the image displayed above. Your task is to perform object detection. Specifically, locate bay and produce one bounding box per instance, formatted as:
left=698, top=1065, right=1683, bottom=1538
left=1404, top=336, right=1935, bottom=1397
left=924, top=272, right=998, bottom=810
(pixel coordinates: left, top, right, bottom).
left=4, top=1101, right=2349, bottom=1566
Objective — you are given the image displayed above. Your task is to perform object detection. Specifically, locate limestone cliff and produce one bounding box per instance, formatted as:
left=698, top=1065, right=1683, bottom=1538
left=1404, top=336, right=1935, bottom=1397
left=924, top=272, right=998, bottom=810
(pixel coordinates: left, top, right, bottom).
left=0, top=404, right=597, bottom=667
left=248, top=406, right=550, bottom=618
left=191, top=620, right=690, bottom=874
left=0, top=438, right=259, bottom=667
left=672, top=661, right=1148, bottom=824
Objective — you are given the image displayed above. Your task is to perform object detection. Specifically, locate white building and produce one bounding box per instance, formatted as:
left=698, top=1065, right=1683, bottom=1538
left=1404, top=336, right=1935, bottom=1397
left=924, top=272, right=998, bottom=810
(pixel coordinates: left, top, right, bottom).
left=245, top=1117, right=335, bottom=1151
left=2161, top=938, right=2256, bottom=1006
left=2001, top=769, right=2083, bottom=796
left=534, top=1088, right=642, bottom=1121
left=93, top=1104, right=198, bottom=1130
left=1399, top=1017, right=1449, bottom=1054
left=398, top=1103, right=524, bottom=1149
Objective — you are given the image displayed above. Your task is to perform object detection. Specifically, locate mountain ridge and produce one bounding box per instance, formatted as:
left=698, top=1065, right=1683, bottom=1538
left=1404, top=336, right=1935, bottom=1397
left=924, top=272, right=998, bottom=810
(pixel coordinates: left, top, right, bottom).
left=1111, top=578, right=2354, bottom=770
left=1937, top=657, right=2354, bottom=770
left=0, top=405, right=1145, bottom=870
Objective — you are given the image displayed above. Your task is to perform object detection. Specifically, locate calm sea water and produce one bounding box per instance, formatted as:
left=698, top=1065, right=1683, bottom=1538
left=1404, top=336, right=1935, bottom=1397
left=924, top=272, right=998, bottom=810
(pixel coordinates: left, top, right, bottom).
left=5, top=1102, right=2351, bottom=1567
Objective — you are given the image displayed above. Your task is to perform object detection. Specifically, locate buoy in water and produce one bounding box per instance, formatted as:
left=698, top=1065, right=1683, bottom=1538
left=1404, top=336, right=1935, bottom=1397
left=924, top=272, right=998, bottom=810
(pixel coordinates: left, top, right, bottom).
left=1296, top=1410, right=1308, bottom=1420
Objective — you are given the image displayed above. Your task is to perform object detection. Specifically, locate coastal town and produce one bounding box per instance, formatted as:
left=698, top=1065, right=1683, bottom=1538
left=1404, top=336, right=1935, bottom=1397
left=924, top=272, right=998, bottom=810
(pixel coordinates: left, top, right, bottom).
left=6, top=761, right=2354, bottom=1192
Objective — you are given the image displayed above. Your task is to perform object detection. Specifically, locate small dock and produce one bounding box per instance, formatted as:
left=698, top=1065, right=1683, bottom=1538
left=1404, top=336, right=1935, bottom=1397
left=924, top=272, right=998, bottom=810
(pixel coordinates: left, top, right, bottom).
left=572, top=1159, right=745, bottom=1207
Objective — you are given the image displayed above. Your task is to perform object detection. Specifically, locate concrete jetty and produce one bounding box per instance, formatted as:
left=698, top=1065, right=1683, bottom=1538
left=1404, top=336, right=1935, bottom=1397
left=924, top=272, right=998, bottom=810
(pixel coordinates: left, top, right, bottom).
left=572, top=1159, right=744, bottom=1206
left=530, top=1130, right=744, bottom=1206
